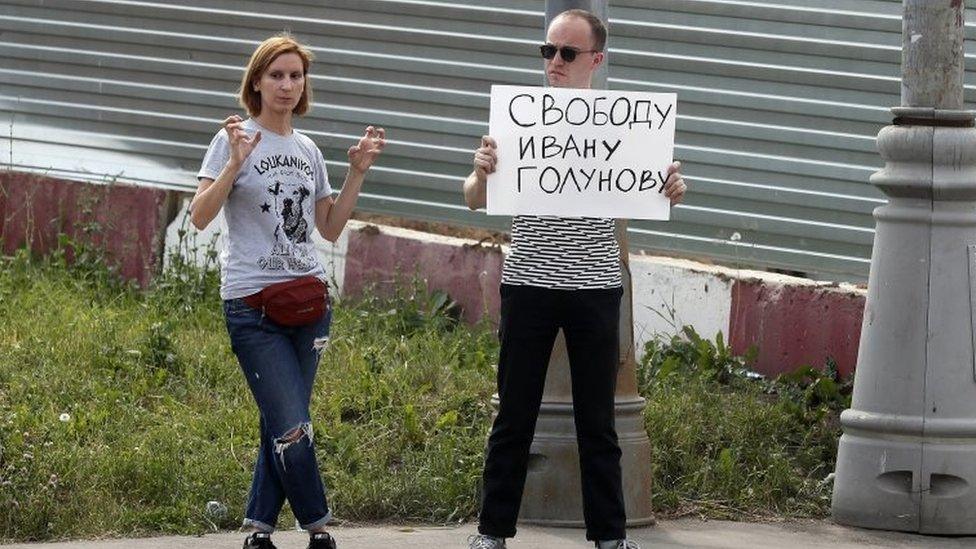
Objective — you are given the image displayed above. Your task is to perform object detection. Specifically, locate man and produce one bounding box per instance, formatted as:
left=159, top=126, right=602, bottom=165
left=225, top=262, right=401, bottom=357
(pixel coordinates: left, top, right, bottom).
left=462, top=9, right=686, bottom=549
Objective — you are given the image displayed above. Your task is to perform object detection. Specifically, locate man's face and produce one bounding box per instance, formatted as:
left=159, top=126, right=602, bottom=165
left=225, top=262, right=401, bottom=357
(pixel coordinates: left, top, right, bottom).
left=545, top=15, right=603, bottom=89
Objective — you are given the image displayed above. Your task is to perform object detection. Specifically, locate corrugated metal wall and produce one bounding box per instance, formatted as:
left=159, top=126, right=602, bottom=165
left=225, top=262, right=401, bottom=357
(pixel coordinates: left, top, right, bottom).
left=1, top=0, right=974, bottom=280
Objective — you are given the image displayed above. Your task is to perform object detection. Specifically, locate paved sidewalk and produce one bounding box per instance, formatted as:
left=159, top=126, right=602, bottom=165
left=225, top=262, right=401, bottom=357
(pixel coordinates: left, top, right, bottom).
left=3, top=520, right=974, bottom=549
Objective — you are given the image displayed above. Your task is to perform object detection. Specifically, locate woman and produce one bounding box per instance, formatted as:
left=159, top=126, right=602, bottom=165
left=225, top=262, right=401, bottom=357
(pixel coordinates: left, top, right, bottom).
left=190, top=34, right=385, bottom=549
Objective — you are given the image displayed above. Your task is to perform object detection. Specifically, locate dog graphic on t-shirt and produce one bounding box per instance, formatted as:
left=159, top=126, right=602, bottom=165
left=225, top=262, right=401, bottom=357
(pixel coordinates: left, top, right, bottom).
left=266, top=180, right=310, bottom=244
left=281, top=186, right=310, bottom=244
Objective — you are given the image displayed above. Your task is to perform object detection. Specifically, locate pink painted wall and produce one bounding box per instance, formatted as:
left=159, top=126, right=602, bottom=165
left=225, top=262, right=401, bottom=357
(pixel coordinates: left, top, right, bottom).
left=340, top=222, right=869, bottom=378
left=0, top=172, right=175, bottom=286
left=13, top=173, right=867, bottom=378
left=728, top=279, right=865, bottom=378
left=342, top=225, right=505, bottom=325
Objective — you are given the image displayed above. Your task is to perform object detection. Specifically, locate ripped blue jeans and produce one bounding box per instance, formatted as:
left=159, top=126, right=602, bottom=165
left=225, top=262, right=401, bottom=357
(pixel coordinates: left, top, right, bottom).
left=223, top=297, right=332, bottom=532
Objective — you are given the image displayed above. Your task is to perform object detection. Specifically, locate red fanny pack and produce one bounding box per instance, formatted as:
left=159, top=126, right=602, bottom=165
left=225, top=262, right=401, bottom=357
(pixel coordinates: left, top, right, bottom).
left=244, top=276, right=329, bottom=326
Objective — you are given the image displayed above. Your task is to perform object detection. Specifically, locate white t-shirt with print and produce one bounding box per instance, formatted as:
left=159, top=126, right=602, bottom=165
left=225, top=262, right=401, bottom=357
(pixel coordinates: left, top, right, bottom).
left=197, top=118, right=332, bottom=300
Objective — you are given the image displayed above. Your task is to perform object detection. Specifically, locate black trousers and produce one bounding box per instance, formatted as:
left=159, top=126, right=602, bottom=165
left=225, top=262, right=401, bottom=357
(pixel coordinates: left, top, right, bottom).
left=478, top=283, right=626, bottom=541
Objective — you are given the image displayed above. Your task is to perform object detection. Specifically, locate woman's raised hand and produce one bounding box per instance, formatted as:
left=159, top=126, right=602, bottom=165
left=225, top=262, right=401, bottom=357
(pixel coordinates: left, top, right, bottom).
left=223, top=115, right=262, bottom=167
left=348, top=126, right=386, bottom=175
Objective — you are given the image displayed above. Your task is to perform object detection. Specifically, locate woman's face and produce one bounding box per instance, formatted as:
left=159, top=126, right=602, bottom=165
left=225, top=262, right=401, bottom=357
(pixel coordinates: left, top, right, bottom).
left=254, top=52, right=305, bottom=116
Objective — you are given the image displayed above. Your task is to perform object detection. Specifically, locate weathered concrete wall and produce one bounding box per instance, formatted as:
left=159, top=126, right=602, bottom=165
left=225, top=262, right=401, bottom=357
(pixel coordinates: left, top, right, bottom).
left=343, top=223, right=505, bottom=326
left=0, top=174, right=868, bottom=376
left=728, top=277, right=865, bottom=378
left=163, top=206, right=868, bottom=377
left=629, top=256, right=734, bottom=354
left=1, top=172, right=176, bottom=286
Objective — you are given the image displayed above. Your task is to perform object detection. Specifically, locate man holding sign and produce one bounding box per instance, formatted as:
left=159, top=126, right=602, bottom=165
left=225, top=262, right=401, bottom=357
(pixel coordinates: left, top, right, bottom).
left=462, top=8, right=686, bottom=549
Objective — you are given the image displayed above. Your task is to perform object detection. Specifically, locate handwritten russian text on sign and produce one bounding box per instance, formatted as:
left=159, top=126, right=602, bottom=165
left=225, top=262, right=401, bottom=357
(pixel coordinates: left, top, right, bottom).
left=486, top=85, right=676, bottom=220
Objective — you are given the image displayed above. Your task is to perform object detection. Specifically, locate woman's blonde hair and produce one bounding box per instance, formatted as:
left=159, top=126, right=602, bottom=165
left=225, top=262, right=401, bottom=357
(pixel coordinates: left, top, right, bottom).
left=239, top=33, right=315, bottom=117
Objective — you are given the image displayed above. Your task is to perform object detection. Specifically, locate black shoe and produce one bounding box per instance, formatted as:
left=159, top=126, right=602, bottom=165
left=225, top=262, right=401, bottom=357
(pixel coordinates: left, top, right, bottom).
left=307, top=532, right=337, bottom=549
left=243, top=532, right=276, bottom=549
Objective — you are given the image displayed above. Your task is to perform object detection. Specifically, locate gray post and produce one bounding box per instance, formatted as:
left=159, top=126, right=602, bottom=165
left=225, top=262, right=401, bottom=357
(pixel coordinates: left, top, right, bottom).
left=506, top=0, right=655, bottom=527
left=831, top=0, right=976, bottom=534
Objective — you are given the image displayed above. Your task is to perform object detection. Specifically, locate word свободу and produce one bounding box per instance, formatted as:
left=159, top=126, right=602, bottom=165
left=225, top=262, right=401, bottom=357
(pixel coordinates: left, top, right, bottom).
left=508, top=93, right=673, bottom=130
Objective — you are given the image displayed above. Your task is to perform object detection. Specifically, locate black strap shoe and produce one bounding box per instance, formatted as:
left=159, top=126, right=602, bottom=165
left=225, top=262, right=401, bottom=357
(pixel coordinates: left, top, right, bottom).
left=307, top=532, right=337, bottom=549
left=243, top=532, right=276, bottom=549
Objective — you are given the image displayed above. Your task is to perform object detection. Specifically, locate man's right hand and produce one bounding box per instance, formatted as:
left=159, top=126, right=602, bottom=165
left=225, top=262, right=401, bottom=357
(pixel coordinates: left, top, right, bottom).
left=223, top=114, right=262, bottom=168
left=473, top=135, right=498, bottom=182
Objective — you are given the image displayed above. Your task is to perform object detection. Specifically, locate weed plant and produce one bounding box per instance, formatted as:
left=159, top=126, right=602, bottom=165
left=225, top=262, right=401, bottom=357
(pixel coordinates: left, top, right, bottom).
left=0, top=237, right=496, bottom=541
left=640, top=326, right=850, bottom=519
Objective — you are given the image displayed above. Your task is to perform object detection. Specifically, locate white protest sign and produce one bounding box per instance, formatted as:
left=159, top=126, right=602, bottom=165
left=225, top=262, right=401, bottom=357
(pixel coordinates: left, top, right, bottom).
left=486, top=85, right=676, bottom=220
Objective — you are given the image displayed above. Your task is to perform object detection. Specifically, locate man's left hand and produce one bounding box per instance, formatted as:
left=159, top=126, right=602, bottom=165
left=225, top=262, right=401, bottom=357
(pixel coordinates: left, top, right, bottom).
left=663, top=161, right=686, bottom=206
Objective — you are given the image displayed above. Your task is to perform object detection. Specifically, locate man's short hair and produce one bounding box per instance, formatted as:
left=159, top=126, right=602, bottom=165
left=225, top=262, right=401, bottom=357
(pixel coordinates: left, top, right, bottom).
left=553, top=9, right=607, bottom=52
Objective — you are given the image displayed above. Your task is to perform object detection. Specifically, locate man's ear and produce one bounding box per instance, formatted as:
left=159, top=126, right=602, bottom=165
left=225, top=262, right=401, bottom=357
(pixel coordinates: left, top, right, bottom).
left=593, top=51, right=605, bottom=69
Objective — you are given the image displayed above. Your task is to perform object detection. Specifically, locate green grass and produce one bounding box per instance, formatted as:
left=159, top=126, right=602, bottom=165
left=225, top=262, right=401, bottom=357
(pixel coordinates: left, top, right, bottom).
left=0, top=247, right=495, bottom=541
left=0, top=245, right=844, bottom=542
left=639, top=326, right=847, bottom=519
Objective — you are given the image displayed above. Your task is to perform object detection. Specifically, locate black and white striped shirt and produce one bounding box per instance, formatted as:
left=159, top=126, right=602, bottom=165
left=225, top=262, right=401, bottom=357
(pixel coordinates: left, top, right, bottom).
left=502, top=215, right=622, bottom=289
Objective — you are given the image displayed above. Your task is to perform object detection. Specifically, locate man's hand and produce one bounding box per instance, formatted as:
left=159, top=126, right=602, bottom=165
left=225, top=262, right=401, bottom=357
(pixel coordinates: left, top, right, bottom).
left=348, top=126, right=386, bottom=175
left=463, top=135, right=498, bottom=210
left=663, top=161, right=687, bottom=206
left=473, top=135, right=498, bottom=182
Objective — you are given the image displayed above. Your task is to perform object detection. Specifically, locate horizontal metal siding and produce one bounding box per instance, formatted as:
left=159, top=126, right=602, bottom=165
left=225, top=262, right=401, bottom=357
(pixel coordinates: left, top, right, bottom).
left=0, top=0, right=540, bottom=229
left=612, top=0, right=976, bottom=276
left=1, top=0, right=973, bottom=280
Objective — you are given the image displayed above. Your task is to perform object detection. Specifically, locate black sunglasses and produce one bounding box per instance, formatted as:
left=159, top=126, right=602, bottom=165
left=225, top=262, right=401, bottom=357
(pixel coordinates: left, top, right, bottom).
left=540, top=43, right=600, bottom=62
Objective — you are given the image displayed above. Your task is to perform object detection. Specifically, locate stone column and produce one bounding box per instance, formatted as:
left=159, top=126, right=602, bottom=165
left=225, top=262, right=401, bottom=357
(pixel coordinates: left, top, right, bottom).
left=831, top=0, right=976, bottom=534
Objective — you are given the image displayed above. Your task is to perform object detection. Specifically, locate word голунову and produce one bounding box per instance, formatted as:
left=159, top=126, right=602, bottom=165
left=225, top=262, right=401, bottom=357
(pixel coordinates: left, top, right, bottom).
left=515, top=135, right=669, bottom=195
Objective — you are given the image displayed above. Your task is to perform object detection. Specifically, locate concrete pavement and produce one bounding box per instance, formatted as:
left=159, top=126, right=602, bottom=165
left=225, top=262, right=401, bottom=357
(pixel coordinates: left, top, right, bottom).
left=3, top=520, right=974, bottom=548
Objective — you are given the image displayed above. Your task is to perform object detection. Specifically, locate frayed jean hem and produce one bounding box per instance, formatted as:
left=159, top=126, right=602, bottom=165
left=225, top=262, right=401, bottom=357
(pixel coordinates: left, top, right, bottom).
left=301, top=510, right=332, bottom=531
left=242, top=518, right=275, bottom=533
